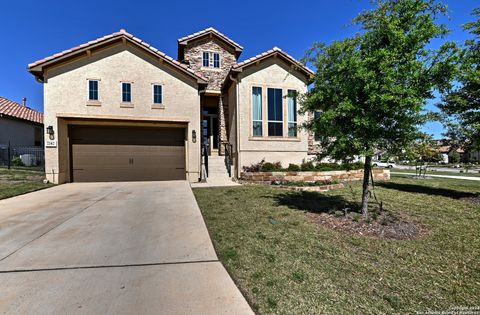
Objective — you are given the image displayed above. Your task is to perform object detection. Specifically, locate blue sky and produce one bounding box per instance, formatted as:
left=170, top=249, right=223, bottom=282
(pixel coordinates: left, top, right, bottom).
left=0, top=0, right=477, bottom=138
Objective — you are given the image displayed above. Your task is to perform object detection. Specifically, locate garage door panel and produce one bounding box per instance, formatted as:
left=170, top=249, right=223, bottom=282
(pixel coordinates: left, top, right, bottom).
left=70, top=126, right=186, bottom=182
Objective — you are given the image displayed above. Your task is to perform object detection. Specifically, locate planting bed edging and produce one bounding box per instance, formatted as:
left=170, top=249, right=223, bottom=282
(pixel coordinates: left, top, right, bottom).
left=240, top=169, right=390, bottom=185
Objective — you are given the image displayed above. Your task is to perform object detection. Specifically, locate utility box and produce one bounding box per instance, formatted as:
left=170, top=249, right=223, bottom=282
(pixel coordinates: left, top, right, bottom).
left=20, top=154, right=37, bottom=166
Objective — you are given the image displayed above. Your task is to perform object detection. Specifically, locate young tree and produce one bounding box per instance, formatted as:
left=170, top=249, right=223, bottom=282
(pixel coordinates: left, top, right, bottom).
left=302, top=0, right=457, bottom=217
left=402, top=134, right=440, bottom=178
left=439, top=8, right=480, bottom=150
left=450, top=151, right=461, bottom=164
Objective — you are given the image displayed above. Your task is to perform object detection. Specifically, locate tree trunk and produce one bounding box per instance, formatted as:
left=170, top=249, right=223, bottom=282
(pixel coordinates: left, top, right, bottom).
left=361, top=155, right=372, bottom=218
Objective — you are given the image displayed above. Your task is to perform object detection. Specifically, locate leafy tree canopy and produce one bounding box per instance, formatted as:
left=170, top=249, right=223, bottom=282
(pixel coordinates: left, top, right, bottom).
left=439, top=8, right=480, bottom=149
left=301, top=0, right=458, bottom=215
left=302, top=0, right=457, bottom=161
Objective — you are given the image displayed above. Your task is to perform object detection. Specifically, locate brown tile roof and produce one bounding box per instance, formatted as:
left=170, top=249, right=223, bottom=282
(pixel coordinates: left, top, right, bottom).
left=232, top=47, right=314, bottom=77
left=28, top=29, right=208, bottom=83
left=178, top=27, right=243, bottom=51
left=0, top=97, right=43, bottom=124
left=438, top=145, right=464, bottom=154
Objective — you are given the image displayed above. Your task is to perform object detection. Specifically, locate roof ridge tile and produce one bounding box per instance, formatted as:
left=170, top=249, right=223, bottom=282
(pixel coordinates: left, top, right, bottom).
left=0, top=97, right=43, bottom=124
left=28, top=29, right=208, bottom=83
left=178, top=27, right=243, bottom=50
left=232, top=47, right=314, bottom=76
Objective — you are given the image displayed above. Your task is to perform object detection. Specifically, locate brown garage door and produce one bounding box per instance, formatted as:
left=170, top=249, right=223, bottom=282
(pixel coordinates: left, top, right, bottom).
left=69, top=125, right=186, bottom=182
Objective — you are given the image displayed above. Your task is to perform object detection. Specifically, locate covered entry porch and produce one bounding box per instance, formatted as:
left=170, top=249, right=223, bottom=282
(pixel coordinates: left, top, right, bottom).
left=201, top=93, right=228, bottom=156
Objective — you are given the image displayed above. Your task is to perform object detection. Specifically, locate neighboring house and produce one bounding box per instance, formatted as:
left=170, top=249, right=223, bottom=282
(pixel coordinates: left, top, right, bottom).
left=0, top=97, right=43, bottom=147
left=439, top=145, right=480, bottom=164
left=28, top=28, right=313, bottom=183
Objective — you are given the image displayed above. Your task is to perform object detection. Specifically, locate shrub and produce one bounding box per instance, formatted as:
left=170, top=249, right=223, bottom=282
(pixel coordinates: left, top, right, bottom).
left=315, top=163, right=338, bottom=171
left=243, top=159, right=265, bottom=172
left=261, top=162, right=282, bottom=172
left=11, top=156, right=24, bottom=167
left=300, top=161, right=316, bottom=171
left=287, top=163, right=301, bottom=171
left=450, top=152, right=461, bottom=164
left=341, top=161, right=364, bottom=170
left=261, top=162, right=275, bottom=172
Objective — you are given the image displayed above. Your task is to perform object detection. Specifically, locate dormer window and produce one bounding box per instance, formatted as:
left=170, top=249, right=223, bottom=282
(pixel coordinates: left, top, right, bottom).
left=202, top=51, right=220, bottom=68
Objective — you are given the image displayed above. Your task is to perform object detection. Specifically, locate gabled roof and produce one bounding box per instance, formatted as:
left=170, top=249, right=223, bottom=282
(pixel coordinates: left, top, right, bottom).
left=232, top=47, right=314, bottom=76
left=223, top=47, right=314, bottom=91
left=178, top=27, right=243, bottom=55
left=0, top=97, right=43, bottom=124
left=28, top=29, right=208, bottom=84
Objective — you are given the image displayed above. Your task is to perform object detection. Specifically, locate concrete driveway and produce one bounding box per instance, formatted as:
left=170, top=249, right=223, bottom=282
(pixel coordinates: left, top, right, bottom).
left=0, top=181, right=253, bottom=314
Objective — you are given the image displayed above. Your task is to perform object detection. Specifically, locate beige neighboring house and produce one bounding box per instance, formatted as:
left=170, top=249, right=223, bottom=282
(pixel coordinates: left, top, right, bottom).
left=0, top=97, right=43, bottom=147
left=28, top=28, right=313, bottom=183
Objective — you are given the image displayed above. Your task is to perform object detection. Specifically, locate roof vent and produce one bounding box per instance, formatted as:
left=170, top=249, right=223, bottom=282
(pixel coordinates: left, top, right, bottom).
left=22, top=97, right=27, bottom=107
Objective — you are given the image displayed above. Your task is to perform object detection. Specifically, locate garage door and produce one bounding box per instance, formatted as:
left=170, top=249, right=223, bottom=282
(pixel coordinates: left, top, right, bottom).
left=69, top=125, right=186, bottom=182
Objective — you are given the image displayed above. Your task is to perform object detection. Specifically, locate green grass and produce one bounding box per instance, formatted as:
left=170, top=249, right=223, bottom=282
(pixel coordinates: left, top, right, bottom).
left=392, top=169, right=480, bottom=177
left=193, top=176, right=480, bottom=314
left=0, top=168, right=53, bottom=200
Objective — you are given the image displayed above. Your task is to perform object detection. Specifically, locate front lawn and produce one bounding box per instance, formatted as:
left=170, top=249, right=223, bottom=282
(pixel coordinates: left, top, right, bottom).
left=193, top=176, right=480, bottom=314
left=0, top=167, right=53, bottom=200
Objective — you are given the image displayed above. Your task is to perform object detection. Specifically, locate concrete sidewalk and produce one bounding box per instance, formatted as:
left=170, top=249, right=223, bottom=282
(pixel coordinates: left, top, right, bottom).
left=392, top=172, right=480, bottom=181
left=0, top=181, right=253, bottom=314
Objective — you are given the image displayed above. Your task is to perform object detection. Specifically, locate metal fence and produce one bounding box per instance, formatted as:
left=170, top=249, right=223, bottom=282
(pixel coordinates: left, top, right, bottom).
left=0, top=142, right=45, bottom=170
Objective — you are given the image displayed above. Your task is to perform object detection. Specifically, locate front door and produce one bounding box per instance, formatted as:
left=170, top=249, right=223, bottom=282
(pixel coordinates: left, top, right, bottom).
left=202, top=108, right=219, bottom=155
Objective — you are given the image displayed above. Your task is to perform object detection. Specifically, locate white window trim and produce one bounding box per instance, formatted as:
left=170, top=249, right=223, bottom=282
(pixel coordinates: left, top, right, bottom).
left=252, top=86, right=263, bottom=137
left=213, top=52, right=221, bottom=68
left=287, top=90, right=297, bottom=137
left=267, top=87, right=284, bottom=137
left=86, top=78, right=101, bottom=106
left=202, top=51, right=221, bottom=69
left=151, top=83, right=165, bottom=109
left=120, top=81, right=133, bottom=104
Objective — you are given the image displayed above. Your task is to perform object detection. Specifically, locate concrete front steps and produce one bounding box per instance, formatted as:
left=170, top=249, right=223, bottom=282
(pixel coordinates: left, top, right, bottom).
left=191, top=155, right=240, bottom=188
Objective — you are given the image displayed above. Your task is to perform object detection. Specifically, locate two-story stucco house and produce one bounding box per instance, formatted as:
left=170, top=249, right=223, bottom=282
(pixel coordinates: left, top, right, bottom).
left=28, top=28, right=313, bottom=183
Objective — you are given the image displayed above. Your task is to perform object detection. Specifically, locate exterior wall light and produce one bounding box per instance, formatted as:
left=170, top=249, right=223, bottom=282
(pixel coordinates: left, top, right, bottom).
left=192, top=130, right=197, bottom=143
left=46, top=126, right=55, bottom=140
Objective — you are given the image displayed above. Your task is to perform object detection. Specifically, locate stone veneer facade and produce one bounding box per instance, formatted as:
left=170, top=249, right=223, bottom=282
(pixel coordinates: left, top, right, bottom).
left=240, top=169, right=390, bottom=184
left=182, top=37, right=237, bottom=91
left=306, top=112, right=320, bottom=155
left=182, top=37, right=236, bottom=154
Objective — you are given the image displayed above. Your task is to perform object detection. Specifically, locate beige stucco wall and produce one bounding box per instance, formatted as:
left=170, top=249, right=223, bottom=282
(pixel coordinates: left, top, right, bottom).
left=43, top=43, right=201, bottom=183
left=232, top=58, right=309, bottom=173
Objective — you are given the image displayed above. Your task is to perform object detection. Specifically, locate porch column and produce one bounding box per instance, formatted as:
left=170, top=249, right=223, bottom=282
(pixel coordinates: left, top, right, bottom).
left=218, top=94, right=228, bottom=155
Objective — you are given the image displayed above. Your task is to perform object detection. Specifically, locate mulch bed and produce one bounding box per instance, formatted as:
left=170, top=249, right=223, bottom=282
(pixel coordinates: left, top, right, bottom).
left=307, top=210, right=428, bottom=240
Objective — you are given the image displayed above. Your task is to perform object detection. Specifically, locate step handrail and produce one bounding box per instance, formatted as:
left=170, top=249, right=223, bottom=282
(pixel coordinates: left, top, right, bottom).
left=224, top=143, right=233, bottom=178
left=202, top=144, right=209, bottom=178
